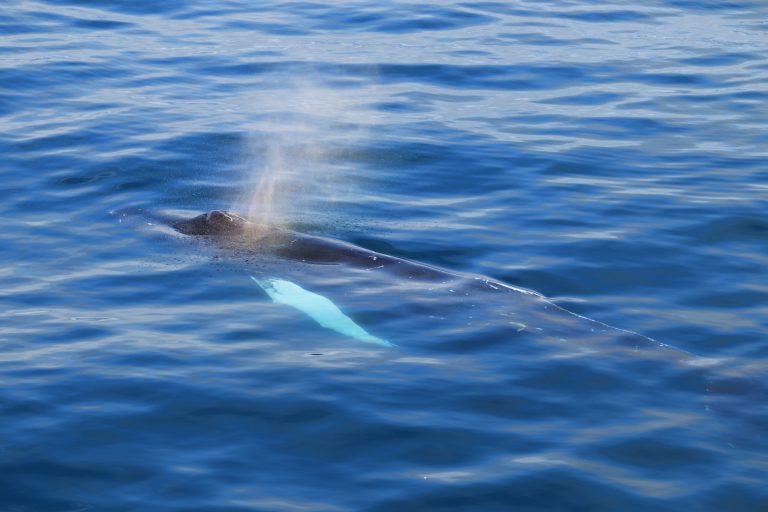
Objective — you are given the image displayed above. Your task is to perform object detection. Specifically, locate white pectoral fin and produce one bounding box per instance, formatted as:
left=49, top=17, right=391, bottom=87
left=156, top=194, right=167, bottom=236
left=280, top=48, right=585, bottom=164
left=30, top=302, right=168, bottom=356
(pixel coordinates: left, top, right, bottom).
left=251, top=276, right=394, bottom=347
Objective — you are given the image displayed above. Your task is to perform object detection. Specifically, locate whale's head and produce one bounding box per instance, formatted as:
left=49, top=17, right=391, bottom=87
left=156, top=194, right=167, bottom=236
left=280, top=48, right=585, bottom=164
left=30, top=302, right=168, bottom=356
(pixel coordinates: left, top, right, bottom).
left=173, top=210, right=250, bottom=236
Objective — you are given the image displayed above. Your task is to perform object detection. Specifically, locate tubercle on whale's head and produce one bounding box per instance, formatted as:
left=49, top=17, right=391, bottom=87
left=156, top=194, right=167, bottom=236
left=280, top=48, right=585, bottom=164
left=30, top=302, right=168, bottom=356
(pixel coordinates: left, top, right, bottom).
left=173, top=210, right=251, bottom=236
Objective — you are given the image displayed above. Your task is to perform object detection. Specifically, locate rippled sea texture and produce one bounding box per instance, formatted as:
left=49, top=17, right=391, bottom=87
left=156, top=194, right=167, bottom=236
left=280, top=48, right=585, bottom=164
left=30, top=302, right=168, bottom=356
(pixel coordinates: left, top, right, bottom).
left=2, top=1, right=767, bottom=510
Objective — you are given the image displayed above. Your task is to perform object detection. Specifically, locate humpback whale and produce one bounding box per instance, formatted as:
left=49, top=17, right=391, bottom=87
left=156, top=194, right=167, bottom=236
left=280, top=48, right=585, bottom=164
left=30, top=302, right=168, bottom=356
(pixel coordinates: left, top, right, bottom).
left=111, top=207, right=661, bottom=350
left=167, top=210, right=673, bottom=348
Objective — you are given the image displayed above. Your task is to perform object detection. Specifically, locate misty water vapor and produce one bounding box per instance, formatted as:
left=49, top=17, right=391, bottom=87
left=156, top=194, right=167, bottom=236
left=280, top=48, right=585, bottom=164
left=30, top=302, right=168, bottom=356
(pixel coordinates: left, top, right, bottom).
left=235, top=73, right=376, bottom=228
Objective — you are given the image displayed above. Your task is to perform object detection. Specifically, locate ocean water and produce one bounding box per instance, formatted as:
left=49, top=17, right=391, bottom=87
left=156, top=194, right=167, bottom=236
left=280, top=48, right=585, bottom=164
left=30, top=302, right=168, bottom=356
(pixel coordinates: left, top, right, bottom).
left=1, top=1, right=767, bottom=510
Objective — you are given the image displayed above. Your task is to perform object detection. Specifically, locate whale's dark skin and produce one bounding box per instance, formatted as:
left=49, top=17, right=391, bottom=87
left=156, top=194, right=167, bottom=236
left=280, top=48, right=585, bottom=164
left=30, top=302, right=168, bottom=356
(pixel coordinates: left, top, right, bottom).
left=172, top=210, right=506, bottom=284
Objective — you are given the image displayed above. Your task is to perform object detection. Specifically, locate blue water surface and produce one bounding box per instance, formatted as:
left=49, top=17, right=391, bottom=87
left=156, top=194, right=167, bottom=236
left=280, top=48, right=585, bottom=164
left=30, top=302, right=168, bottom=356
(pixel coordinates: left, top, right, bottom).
left=1, top=1, right=767, bottom=510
